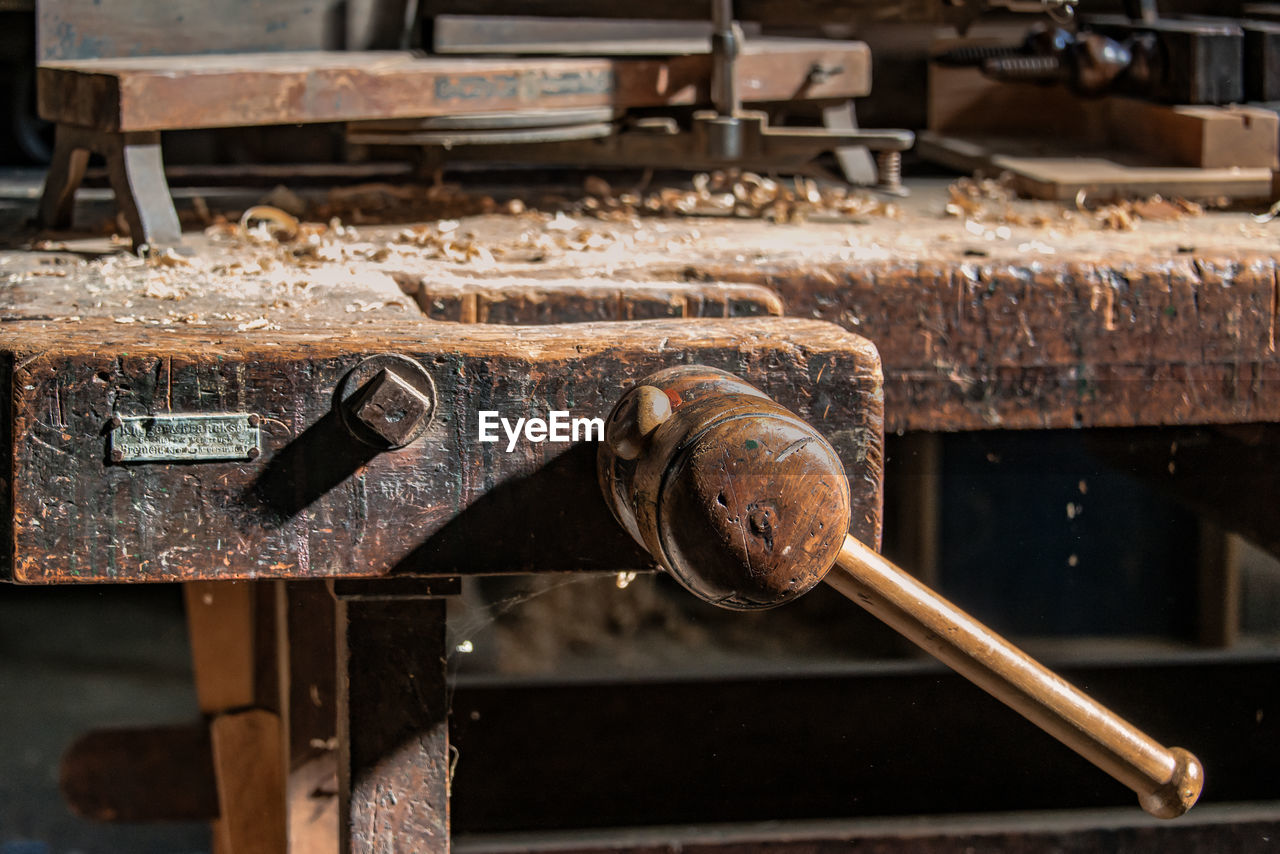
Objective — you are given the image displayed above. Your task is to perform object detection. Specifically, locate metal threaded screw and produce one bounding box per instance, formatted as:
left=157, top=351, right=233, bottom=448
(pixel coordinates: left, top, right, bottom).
left=982, top=54, right=1066, bottom=82
left=875, top=151, right=904, bottom=196
left=933, top=44, right=1021, bottom=67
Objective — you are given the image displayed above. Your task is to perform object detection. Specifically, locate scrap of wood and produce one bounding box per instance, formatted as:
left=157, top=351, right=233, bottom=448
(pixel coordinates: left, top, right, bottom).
left=917, top=132, right=1275, bottom=202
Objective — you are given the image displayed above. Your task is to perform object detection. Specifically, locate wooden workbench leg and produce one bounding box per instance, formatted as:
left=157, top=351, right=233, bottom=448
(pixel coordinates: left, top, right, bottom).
left=37, top=123, right=92, bottom=230
left=283, top=581, right=340, bottom=853
left=100, top=130, right=184, bottom=253
left=336, top=591, right=450, bottom=854
left=185, top=581, right=288, bottom=854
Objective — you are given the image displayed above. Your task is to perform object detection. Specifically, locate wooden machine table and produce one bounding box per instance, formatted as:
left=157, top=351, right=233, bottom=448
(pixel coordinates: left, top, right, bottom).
left=3, top=183, right=1278, bottom=851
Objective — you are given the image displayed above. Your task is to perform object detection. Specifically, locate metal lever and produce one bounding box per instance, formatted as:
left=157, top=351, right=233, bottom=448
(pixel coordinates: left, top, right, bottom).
left=828, top=536, right=1202, bottom=818
left=598, top=365, right=1203, bottom=819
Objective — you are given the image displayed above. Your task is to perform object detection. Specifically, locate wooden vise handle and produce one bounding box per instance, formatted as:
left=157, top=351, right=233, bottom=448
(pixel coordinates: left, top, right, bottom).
left=598, top=365, right=1203, bottom=818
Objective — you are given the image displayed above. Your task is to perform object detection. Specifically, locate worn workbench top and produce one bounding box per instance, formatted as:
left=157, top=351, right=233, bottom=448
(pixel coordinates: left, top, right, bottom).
left=2, top=174, right=1277, bottom=431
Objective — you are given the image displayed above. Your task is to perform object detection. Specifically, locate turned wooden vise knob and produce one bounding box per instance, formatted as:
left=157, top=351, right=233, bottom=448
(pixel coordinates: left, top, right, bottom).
left=598, top=365, right=1204, bottom=819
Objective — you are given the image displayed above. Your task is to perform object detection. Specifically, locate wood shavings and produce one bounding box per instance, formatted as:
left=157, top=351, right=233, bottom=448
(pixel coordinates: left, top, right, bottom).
left=583, top=170, right=897, bottom=223
left=1095, top=203, right=1137, bottom=231
left=947, top=174, right=1016, bottom=215
left=945, top=174, right=1063, bottom=228
left=947, top=175, right=1205, bottom=234
left=1131, top=196, right=1199, bottom=221
left=148, top=248, right=191, bottom=268
left=392, top=223, right=496, bottom=266
left=1253, top=199, right=1280, bottom=223
left=346, top=300, right=390, bottom=313
left=236, top=317, right=278, bottom=332
left=545, top=212, right=580, bottom=232
left=314, top=181, right=499, bottom=223
left=240, top=206, right=300, bottom=242
left=1089, top=195, right=1203, bottom=231
left=583, top=175, right=613, bottom=198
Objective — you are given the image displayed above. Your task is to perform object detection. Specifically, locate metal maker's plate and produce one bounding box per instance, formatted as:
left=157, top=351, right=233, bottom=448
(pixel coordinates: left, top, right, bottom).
left=110, top=414, right=260, bottom=463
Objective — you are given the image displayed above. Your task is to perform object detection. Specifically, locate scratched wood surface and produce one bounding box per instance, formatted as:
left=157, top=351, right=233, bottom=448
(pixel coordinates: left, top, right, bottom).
left=230, top=183, right=1278, bottom=435
left=0, top=314, right=884, bottom=584
left=687, top=253, right=1280, bottom=431
left=5, top=179, right=1279, bottom=581
left=37, top=41, right=871, bottom=132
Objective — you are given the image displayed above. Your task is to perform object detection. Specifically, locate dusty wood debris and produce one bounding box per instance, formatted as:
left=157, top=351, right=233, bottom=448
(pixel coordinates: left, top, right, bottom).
left=945, top=173, right=1208, bottom=232
left=579, top=170, right=900, bottom=223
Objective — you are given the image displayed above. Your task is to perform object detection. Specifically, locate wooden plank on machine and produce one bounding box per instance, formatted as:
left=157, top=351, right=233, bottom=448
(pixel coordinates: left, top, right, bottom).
left=432, top=15, right=764, bottom=55
left=924, top=63, right=1280, bottom=193
left=917, top=131, right=1275, bottom=201
left=1120, top=100, right=1280, bottom=169
left=929, top=64, right=1279, bottom=168
left=37, top=41, right=871, bottom=132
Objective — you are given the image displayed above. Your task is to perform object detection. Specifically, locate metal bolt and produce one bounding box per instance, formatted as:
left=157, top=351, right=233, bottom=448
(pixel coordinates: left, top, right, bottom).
left=109, top=415, right=123, bottom=429
left=932, top=44, right=1021, bottom=67
left=806, top=62, right=846, bottom=84
left=247, top=414, right=261, bottom=428
left=982, top=54, right=1067, bottom=83
left=247, top=447, right=261, bottom=460
left=875, top=151, right=905, bottom=197
left=110, top=448, right=124, bottom=463
left=349, top=368, right=433, bottom=448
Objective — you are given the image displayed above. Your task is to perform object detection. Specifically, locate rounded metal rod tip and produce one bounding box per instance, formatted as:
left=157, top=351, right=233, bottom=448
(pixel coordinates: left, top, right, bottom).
left=1140, top=747, right=1204, bottom=819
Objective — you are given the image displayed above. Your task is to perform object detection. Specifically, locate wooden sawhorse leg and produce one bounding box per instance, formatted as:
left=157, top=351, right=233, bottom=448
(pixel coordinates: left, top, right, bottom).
left=38, top=123, right=184, bottom=253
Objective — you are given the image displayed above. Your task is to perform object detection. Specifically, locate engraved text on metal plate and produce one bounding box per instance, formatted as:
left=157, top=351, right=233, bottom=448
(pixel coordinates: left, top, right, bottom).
left=110, top=414, right=261, bottom=463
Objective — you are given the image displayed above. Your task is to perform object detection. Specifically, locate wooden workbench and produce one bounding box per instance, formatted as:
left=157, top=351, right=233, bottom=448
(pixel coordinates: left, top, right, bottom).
left=3, top=175, right=1278, bottom=853
left=8, top=177, right=1279, bottom=434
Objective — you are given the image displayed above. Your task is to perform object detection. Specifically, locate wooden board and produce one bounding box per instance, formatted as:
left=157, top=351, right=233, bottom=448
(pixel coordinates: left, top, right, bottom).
left=0, top=316, right=884, bottom=584
left=925, top=64, right=1280, bottom=193
left=37, top=0, right=344, bottom=61
left=431, top=15, right=764, bottom=55
left=407, top=0, right=926, bottom=26
left=36, top=41, right=871, bottom=132
left=1120, top=100, right=1280, bottom=170
left=927, top=64, right=1112, bottom=144
left=917, top=132, right=1275, bottom=201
